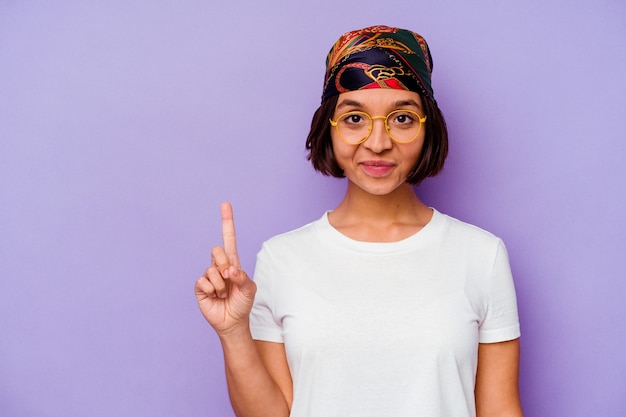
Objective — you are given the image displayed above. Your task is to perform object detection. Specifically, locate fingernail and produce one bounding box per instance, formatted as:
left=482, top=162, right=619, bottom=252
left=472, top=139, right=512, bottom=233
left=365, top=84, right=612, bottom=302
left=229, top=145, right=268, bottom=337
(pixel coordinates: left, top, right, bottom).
left=219, top=292, right=227, bottom=299
left=223, top=268, right=229, bottom=279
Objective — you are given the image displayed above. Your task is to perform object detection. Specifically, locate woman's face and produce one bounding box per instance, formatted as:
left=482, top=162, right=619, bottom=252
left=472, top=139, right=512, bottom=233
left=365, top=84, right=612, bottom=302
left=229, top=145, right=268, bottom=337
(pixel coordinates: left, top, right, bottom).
left=330, top=88, right=426, bottom=196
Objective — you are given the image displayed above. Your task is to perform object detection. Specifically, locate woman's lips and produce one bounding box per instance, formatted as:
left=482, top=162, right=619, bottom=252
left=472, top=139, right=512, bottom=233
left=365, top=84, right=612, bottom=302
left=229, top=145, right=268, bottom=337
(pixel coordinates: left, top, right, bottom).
left=359, top=160, right=395, bottom=177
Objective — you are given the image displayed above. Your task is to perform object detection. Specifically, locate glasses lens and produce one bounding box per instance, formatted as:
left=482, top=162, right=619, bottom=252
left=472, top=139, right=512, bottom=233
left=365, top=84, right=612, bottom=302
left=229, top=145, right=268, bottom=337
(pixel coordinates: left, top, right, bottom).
left=386, top=110, right=422, bottom=143
left=333, top=110, right=425, bottom=144
left=336, top=112, right=371, bottom=144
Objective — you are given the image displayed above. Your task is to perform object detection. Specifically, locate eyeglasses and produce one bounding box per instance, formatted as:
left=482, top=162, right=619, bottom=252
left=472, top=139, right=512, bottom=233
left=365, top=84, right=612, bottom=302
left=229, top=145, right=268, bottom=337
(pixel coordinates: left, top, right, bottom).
left=329, top=110, right=427, bottom=145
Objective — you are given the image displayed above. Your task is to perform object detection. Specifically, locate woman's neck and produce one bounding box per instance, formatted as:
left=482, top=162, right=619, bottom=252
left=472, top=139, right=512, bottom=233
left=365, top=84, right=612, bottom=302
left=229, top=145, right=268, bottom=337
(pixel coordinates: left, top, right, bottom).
left=328, top=182, right=433, bottom=242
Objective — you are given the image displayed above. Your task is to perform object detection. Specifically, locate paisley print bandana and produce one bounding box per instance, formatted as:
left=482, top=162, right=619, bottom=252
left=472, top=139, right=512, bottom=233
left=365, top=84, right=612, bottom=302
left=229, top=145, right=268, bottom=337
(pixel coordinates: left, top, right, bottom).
left=322, top=25, right=435, bottom=103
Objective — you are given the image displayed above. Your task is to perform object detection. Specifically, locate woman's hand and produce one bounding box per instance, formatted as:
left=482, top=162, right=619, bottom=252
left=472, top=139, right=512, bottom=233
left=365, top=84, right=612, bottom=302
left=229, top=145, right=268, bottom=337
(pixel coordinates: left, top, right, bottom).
left=195, top=202, right=257, bottom=336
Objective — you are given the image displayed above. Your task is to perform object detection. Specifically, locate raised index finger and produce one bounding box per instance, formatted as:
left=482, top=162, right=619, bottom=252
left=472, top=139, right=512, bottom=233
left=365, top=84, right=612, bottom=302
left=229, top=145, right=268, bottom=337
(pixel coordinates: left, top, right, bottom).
left=221, top=202, right=240, bottom=268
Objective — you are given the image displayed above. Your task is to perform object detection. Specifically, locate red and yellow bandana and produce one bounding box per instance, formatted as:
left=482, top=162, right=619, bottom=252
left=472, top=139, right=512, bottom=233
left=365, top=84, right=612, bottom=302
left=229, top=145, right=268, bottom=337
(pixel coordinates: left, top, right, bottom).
left=322, top=25, right=435, bottom=103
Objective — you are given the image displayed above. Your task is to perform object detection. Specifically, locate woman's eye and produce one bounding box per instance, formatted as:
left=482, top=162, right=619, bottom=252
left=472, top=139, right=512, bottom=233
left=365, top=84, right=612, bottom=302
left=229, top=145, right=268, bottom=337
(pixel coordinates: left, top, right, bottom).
left=342, top=114, right=365, bottom=125
left=393, top=113, right=414, bottom=124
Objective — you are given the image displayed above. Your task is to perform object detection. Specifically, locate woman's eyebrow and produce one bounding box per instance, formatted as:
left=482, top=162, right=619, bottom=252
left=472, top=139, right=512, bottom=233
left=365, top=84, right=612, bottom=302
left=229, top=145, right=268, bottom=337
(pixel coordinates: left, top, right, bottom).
left=335, top=99, right=362, bottom=111
left=394, top=99, right=422, bottom=109
left=336, top=98, right=423, bottom=111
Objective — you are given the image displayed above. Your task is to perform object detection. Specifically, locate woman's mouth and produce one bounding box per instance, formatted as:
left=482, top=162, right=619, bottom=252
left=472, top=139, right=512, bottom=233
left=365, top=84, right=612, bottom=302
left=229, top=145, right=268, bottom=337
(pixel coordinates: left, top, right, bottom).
left=359, top=161, right=395, bottom=177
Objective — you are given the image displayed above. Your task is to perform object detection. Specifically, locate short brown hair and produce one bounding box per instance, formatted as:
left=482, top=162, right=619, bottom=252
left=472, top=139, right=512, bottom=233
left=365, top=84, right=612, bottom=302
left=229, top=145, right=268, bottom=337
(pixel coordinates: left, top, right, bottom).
left=305, top=95, right=448, bottom=185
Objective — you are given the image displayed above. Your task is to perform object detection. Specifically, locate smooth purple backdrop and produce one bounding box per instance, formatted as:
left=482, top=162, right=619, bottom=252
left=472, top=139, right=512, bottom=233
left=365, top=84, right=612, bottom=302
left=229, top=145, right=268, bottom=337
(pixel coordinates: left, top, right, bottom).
left=1, top=1, right=625, bottom=416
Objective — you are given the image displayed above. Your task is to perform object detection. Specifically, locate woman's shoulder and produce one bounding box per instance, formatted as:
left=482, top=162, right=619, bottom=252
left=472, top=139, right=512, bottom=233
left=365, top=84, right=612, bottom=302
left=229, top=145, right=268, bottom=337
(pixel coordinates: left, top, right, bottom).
left=435, top=209, right=504, bottom=247
left=261, top=212, right=329, bottom=250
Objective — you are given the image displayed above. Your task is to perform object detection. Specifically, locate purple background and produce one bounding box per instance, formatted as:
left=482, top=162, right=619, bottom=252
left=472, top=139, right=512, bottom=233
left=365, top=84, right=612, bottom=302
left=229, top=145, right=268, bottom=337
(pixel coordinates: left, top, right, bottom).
left=1, top=1, right=625, bottom=416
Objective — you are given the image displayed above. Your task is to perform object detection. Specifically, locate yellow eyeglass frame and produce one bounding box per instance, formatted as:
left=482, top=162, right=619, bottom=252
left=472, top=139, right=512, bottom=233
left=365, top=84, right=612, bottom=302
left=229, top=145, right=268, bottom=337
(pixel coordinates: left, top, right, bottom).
left=329, top=110, right=427, bottom=145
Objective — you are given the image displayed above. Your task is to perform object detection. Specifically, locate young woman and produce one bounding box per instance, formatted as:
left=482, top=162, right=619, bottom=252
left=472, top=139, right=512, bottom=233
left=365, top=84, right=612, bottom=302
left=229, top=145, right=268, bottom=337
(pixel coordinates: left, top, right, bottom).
left=195, top=25, right=523, bottom=417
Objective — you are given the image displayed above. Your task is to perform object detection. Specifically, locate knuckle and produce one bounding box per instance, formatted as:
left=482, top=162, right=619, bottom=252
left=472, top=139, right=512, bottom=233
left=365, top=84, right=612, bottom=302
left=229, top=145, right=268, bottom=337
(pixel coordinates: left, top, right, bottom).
left=211, top=245, right=224, bottom=257
left=195, top=277, right=214, bottom=294
left=211, top=247, right=230, bottom=267
left=206, top=268, right=226, bottom=290
left=212, top=282, right=226, bottom=292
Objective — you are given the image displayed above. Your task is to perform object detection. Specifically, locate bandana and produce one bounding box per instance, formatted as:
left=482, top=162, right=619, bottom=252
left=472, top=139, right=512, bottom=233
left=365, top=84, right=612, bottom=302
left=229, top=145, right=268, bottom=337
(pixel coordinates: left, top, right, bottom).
left=321, top=25, right=435, bottom=103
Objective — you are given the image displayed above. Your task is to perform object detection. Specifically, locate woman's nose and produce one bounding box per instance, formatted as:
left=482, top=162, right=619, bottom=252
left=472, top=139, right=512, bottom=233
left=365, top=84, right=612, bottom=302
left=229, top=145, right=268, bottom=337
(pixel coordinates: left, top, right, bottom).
left=363, top=117, right=393, bottom=153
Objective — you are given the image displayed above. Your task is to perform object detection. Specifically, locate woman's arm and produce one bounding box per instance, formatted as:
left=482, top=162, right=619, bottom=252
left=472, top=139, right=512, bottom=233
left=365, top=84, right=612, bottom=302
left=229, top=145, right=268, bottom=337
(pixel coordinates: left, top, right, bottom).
left=197, top=274, right=291, bottom=417
left=195, top=203, right=291, bottom=417
left=218, top=328, right=291, bottom=417
left=475, top=338, right=524, bottom=417
left=254, top=341, right=293, bottom=408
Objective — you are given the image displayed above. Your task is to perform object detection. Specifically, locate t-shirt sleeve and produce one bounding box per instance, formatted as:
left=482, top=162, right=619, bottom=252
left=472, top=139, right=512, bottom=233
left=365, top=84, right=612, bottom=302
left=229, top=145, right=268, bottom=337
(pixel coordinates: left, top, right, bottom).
left=249, top=243, right=284, bottom=343
left=478, top=239, right=521, bottom=343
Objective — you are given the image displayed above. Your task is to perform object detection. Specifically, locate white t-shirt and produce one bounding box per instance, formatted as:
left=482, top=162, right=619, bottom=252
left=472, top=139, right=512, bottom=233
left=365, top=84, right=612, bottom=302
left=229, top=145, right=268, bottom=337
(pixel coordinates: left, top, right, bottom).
left=250, top=209, right=520, bottom=417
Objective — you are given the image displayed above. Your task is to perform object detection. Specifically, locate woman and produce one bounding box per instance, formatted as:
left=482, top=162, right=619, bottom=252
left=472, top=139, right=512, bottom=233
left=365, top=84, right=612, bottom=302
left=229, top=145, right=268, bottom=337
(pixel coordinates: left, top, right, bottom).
left=195, top=25, right=523, bottom=417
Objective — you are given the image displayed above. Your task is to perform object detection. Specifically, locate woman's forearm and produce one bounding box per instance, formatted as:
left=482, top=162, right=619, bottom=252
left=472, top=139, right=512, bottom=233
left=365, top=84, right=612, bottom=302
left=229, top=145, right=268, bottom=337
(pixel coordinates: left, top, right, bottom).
left=219, top=326, right=290, bottom=417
